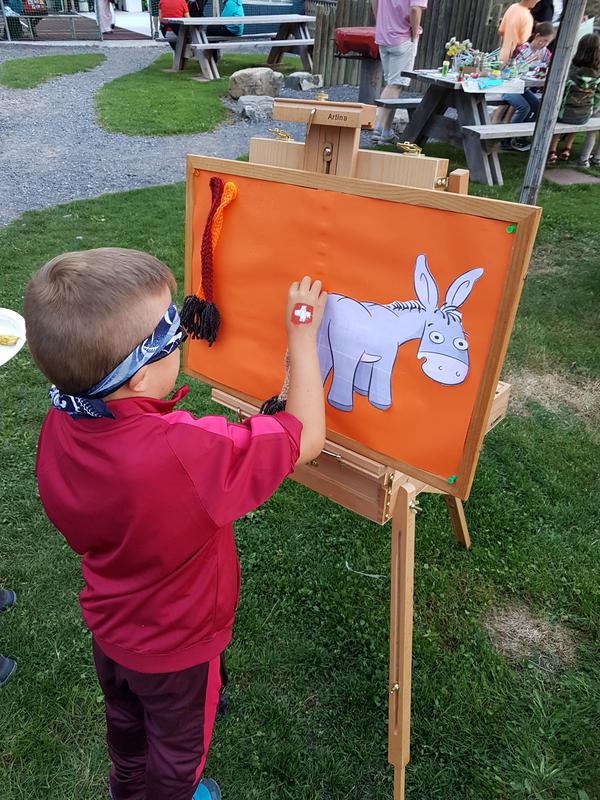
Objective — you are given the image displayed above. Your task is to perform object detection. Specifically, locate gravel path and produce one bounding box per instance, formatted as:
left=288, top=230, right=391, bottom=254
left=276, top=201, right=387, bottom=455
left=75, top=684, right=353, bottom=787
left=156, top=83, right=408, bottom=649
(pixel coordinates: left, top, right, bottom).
left=0, top=43, right=360, bottom=226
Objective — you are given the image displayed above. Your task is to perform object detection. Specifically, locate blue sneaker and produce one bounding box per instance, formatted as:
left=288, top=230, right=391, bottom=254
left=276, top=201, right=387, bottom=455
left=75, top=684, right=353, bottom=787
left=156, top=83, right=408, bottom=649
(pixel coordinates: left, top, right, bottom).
left=193, top=778, right=221, bottom=800
left=0, top=655, right=17, bottom=688
left=0, top=588, right=16, bottom=614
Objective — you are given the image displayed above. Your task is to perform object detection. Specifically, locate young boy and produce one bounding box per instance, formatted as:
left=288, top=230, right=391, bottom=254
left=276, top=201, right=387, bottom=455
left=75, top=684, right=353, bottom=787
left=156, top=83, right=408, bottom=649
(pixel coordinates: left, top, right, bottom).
left=24, top=247, right=327, bottom=800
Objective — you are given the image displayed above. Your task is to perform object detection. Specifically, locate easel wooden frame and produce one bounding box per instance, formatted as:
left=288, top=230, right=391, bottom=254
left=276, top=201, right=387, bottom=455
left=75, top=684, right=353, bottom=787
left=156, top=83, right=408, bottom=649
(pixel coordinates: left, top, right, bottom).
left=183, top=102, right=540, bottom=800
left=184, top=155, right=540, bottom=499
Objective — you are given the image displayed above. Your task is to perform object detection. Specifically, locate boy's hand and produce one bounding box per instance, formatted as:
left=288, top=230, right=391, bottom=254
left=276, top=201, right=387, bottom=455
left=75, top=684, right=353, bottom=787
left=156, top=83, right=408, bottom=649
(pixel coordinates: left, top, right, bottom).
left=286, top=276, right=327, bottom=339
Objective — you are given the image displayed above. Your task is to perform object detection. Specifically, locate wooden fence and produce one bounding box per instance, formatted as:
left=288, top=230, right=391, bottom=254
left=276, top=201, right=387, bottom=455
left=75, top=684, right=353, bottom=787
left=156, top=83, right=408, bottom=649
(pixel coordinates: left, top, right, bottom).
left=309, top=0, right=512, bottom=87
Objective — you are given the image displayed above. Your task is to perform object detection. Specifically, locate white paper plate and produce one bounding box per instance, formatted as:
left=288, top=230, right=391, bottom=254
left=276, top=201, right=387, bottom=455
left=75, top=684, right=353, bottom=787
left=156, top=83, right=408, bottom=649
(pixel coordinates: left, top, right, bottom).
left=0, top=308, right=26, bottom=368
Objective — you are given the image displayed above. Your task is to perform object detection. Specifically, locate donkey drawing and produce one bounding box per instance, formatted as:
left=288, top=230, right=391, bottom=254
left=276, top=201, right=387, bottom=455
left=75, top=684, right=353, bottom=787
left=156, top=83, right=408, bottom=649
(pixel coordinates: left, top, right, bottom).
left=317, top=254, right=484, bottom=412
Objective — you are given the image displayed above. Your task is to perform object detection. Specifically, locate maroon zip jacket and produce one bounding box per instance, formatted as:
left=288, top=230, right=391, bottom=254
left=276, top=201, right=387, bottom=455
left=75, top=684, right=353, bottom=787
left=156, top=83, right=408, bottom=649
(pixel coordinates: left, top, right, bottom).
left=35, top=386, right=302, bottom=673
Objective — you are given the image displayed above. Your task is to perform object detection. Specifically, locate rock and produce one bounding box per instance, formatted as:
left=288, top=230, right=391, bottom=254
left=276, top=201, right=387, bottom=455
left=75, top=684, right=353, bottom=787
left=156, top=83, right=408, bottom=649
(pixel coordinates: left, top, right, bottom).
left=284, top=71, right=324, bottom=91
left=236, top=95, right=275, bottom=122
left=229, top=67, right=284, bottom=100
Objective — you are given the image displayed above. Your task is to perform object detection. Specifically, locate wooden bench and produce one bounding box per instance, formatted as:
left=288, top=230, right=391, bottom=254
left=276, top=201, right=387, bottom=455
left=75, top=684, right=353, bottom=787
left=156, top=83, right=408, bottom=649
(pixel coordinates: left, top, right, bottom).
left=463, top=117, right=600, bottom=150
left=192, top=37, right=314, bottom=51
left=376, top=96, right=507, bottom=115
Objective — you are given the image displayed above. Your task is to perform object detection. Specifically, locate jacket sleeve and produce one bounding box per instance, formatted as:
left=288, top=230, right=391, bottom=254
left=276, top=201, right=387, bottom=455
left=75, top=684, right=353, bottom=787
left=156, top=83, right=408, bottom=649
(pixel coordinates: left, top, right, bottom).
left=164, top=410, right=302, bottom=528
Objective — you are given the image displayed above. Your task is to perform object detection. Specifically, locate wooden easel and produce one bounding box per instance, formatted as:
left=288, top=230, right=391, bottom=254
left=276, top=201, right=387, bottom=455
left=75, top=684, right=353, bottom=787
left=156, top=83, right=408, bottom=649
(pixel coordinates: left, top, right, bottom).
left=211, top=383, right=510, bottom=797
left=250, top=97, right=470, bottom=192
left=206, top=99, right=511, bottom=800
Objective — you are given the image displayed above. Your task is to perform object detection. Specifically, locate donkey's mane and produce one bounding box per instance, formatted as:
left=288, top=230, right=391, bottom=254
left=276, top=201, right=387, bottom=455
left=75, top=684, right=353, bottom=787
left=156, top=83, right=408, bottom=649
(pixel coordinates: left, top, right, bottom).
left=387, top=300, right=425, bottom=313
left=386, top=300, right=463, bottom=324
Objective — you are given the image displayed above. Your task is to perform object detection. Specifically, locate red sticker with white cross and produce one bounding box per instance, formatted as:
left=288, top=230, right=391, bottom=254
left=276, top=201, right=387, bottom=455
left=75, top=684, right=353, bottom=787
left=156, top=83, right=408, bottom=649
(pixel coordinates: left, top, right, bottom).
left=291, top=303, right=314, bottom=324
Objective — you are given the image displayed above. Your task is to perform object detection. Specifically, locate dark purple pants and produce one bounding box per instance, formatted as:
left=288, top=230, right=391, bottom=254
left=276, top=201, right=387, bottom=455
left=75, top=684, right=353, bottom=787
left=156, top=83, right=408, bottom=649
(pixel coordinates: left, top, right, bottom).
left=93, top=640, right=223, bottom=800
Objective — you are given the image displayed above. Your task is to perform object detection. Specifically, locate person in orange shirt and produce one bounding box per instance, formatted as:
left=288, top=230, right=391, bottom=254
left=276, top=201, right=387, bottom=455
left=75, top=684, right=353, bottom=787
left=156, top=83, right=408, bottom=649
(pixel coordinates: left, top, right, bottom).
left=498, top=0, right=540, bottom=64
left=158, top=0, right=189, bottom=49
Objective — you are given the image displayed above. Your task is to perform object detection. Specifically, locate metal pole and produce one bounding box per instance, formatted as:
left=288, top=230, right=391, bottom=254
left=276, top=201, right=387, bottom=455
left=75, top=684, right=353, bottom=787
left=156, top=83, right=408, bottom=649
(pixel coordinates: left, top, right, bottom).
left=519, top=0, right=587, bottom=205
left=0, top=0, right=12, bottom=41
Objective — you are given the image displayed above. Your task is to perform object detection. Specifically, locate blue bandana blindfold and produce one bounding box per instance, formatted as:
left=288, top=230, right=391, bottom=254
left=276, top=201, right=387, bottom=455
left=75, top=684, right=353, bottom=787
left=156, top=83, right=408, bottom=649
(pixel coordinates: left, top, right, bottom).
left=49, top=304, right=187, bottom=420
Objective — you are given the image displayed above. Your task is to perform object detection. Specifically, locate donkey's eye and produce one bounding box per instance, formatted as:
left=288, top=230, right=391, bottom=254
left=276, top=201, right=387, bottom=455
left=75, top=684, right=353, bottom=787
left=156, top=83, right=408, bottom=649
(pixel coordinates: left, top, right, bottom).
left=453, top=337, right=468, bottom=350
left=429, top=331, right=445, bottom=344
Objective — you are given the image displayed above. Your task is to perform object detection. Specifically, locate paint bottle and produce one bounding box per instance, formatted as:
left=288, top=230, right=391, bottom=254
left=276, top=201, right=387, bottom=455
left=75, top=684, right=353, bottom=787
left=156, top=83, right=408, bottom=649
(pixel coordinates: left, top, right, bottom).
left=441, top=60, right=450, bottom=77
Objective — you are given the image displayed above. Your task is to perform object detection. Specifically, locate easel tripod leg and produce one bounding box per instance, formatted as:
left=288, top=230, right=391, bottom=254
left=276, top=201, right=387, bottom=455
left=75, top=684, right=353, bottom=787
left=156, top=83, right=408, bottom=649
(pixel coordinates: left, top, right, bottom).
left=443, top=495, right=472, bottom=550
left=388, top=483, right=417, bottom=800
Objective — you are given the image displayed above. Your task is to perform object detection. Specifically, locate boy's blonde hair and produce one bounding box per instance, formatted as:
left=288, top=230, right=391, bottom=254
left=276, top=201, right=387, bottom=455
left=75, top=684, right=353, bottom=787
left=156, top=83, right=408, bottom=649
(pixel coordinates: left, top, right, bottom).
left=24, top=248, right=176, bottom=393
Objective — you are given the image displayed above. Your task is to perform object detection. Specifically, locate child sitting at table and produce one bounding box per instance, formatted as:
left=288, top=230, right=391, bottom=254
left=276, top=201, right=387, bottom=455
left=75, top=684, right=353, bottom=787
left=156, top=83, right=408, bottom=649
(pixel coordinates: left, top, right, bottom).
left=497, top=21, right=556, bottom=151
left=158, top=0, right=189, bottom=49
left=24, top=247, right=327, bottom=800
left=547, top=33, right=600, bottom=165
left=206, top=0, right=244, bottom=37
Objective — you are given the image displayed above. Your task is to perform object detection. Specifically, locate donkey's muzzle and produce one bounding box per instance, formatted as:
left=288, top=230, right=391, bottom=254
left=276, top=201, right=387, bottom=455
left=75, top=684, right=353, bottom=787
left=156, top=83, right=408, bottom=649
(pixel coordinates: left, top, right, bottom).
left=418, top=353, right=468, bottom=386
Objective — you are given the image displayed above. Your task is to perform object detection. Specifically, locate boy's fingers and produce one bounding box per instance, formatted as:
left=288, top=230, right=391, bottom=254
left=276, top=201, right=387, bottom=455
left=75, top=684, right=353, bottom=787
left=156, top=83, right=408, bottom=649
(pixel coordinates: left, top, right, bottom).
left=299, top=275, right=311, bottom=293
left=310, top=279, right=322, bottom=299
left=289, top=281, right=299, bottom=294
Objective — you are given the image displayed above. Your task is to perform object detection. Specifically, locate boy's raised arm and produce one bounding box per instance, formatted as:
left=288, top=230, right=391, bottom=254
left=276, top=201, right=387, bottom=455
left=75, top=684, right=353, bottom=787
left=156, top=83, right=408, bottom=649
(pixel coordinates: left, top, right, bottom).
left=284, top=276, right=327, bottom=465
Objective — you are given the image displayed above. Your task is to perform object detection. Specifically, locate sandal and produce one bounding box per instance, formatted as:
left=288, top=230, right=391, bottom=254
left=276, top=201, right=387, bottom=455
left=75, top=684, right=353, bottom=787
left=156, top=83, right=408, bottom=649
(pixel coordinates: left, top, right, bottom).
left=592, top=157, right=600, bottom=166
left=547, top=150, right=558, bottom=166
left=558, top=147, right=571, bottom=161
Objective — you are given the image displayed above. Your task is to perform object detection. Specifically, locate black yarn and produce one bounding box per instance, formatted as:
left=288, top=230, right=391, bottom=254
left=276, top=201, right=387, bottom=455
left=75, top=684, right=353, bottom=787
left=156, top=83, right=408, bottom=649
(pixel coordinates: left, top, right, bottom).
left=181, top=294, right=206, bottom=339
left=198, top=301, right=221, bottom=346
left=260, top=395, right=287, bottom=415
left=180, top=296, right=221, bottom=346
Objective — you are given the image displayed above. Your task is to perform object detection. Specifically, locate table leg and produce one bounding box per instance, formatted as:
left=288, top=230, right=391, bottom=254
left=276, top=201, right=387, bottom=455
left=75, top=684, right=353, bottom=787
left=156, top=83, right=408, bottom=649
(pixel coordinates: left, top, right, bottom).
left=267, top=22, right=292, bottom=67
left=298, top=22, right=314, bottom=71
left=455, top=92, right=503, bottom=186
left=191, top=27, right=220, bottom=80
left=172, top=25, right=188, bottom=71
left=402, top=85, right=451, bottom=146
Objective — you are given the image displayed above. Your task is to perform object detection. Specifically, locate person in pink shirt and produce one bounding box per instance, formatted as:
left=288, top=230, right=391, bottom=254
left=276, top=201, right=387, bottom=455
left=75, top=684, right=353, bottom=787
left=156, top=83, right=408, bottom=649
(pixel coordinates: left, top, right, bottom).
left=371, top=0, right=428, bottom=144
left=498, top=0, right=540, bottom=64
left=24, top=247, right=327, bottom=800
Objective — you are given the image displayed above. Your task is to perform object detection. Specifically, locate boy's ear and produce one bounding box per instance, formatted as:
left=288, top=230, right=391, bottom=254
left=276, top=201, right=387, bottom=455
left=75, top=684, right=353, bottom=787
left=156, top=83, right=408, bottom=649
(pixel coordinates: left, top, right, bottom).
left=128, top=367, right=149, bottom=393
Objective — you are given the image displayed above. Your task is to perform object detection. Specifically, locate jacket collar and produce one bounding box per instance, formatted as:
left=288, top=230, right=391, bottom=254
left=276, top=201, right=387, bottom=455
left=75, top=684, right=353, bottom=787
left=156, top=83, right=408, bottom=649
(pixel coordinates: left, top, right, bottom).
left=104, top=385, right=189, bottom=420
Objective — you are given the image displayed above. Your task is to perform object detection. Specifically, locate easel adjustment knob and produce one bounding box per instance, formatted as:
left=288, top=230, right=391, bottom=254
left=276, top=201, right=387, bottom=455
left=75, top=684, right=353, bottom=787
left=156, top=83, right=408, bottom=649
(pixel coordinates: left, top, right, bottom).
left=390, top=682, right=400, bottom=695
left=409, top=500, right=422, bottom=514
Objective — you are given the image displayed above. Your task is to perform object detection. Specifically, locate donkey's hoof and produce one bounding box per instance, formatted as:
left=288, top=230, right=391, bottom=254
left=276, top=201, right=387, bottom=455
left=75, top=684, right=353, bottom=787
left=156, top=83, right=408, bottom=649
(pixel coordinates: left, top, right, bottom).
left=353, top=387, right=369, bottom=396
left=328, top=399, right=353, bottom=412
left=369, top=400, right=391, bottom=411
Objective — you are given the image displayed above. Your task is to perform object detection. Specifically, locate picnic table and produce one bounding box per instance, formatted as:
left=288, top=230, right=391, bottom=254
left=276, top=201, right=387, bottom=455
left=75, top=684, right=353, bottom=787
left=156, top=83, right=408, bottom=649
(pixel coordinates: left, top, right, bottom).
left=164, top=14, right=315, bottom=80
left=400, top=69, right=541, bottom=186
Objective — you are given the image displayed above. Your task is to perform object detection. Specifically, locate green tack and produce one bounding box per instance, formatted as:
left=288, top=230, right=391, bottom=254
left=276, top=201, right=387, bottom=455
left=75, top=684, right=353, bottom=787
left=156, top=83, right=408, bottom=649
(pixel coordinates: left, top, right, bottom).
left=447, top=475, right=457, bottom=484
left=506, top=224, right=517, bottom=233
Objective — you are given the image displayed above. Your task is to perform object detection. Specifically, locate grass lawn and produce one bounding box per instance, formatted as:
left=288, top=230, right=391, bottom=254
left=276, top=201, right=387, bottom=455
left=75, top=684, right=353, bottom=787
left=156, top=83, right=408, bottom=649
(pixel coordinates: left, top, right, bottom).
left=95, top=53, right=299, bottom=136
left=0, top=54, right=106, bottom=89
left=0, top=148, right=599, bottom=800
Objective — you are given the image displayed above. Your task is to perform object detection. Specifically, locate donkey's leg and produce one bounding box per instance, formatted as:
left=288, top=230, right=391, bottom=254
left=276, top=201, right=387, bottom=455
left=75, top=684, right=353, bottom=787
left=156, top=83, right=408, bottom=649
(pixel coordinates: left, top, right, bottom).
left=354, top=361, right=374, bottom=396
left=328, top=349, right=362, bottom=412
left=318, top=339, right=333, bottom=385
left=368, top=352, right=398, bottom=410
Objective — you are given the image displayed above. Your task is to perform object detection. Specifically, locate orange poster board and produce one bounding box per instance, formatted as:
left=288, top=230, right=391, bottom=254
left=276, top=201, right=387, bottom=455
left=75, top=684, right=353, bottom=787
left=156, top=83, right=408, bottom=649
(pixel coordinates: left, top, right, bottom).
left=183, top=156, right=540, bottom=499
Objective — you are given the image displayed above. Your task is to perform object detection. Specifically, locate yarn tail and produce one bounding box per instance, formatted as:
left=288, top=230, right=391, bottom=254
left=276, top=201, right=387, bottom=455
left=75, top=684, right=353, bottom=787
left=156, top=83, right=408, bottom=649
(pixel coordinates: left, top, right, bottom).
left=260, top=395, right=287, bottom=415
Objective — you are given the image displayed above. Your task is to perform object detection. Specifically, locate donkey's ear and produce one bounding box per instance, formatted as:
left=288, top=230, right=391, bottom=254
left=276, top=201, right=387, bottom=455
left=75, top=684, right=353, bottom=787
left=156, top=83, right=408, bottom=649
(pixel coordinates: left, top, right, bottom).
left=414, top=254, right=439, bottom=309
left=444, top=268, right=484, bottom=308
